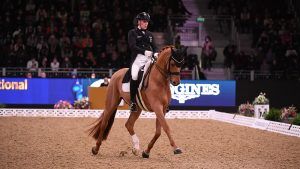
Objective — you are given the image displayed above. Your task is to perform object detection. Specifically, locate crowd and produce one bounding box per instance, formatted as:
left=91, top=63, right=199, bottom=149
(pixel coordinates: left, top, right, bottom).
left=1, top=0, right=299, bottom=79
left=209, top=0, right=300, bottom=77
left=0, top=0, right=187, bottom=75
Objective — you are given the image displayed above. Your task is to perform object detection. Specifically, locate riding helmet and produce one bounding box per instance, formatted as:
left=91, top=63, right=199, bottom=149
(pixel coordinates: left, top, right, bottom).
left=135, top=12, right=150, bottom=21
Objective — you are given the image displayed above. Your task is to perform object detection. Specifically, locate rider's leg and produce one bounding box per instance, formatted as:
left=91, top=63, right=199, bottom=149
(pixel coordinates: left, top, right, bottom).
left=130, top=61, right=140, bottom=112
left=130, top=54, right=149, bottom=112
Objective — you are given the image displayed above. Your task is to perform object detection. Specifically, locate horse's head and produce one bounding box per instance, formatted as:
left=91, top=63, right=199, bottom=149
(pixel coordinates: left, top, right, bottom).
left=168, top=46, right=187, bottom=86
left=155, top=46, right=187, bottom=86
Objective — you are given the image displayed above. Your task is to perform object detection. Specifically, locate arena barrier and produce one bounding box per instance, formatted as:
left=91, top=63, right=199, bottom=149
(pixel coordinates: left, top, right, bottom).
left=0, top=109, right=299, bottom=138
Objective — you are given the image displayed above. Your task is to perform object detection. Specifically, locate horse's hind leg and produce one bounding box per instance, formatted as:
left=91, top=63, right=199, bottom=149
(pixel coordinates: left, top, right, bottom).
left=142, top=118, right=161, bottom=158
left=91, top=86, right=121, bottom=155
left=125, top=109, right=142, bottom=155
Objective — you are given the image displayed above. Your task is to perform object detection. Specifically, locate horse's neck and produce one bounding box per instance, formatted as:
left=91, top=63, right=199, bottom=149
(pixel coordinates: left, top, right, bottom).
left=150, top=64, right=169, bottom=87
left=149, top=50, right=170, bottom=88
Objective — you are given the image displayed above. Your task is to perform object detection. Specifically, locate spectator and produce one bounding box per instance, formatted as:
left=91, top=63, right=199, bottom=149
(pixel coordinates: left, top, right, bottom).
left=40, top=56, right=48, bottom=69
left=201, top=36, right=215, bottom=70
left=50, top=58, right=60, bottom=71
left=223, top=44, right=236, bottom=68
left=90, top=73, right=96, bottom=79
left=61, top=57, right=73, bottom=69
left=239, top=7, right=251, bottom=33
left=81, top=33, right=94, bottom=49
left=100, top=77, right=109, bottom=87
left=27, top=57, right=39, bottom=71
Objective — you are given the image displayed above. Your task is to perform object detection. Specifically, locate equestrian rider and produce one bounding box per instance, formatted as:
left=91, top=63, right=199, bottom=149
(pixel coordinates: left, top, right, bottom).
left=128, top=12, right=158, bottom=112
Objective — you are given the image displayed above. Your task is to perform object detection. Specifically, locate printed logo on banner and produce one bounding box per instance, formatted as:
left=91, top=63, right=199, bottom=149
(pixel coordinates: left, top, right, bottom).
left=171, top=83, right=220, bottom=103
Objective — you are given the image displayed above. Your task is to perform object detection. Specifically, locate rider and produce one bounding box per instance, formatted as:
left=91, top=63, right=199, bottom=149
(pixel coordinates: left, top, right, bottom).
left=128, top=12, right=158, bottom=112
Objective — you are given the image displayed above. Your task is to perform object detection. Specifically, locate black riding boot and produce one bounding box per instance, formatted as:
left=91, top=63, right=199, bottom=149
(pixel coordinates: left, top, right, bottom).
left=130, top=79, right=138, bottom=112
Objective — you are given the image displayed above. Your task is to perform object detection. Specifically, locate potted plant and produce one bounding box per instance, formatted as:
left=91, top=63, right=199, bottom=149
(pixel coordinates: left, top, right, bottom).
left=281, top=105, right=297, bottom=123
left=74, top=97, right=90, bottom=109
left=238, top=102, right=254, bottom=117
left=54, top=100, right=73, bottom=109
left=253, top=92, right=269, bottom=118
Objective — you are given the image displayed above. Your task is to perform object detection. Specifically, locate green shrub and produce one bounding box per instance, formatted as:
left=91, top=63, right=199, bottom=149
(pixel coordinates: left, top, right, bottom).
left=292, top=114, right=300, bottom=126
left=0, top=104, right=5, bottom=108
left=265, top=108, right=281, bottom=122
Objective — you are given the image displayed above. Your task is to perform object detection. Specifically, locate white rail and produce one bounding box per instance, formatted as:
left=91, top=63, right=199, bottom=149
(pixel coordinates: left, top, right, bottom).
left=0, top=109, right=299, bottom=138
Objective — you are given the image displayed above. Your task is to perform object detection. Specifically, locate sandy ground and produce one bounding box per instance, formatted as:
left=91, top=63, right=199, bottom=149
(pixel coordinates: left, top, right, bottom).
left=0, top=117, right=300, bottom=169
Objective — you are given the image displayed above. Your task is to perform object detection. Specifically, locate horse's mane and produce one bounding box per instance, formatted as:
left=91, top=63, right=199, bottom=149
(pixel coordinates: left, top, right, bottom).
left=158, top=45, right=175, bottom=54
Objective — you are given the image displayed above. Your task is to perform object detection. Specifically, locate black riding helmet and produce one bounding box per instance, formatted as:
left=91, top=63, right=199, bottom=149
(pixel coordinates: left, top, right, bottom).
left=136, top=12, right=150, bottom=21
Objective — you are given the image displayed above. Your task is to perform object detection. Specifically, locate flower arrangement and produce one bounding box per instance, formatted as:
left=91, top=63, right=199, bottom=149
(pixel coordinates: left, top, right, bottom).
left=54, top=100, right=73, bottom=109
left=238, top=102, right=255, bottom=117
left=281, top=105, right=297, bottom=120
left=74, top=97, right=89, bottom=109
left=253, top=92, right=269, bottom=105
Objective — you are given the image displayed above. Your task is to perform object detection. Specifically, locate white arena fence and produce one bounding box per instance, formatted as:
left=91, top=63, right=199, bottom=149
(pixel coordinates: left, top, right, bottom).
left=0, top=109, right=299, bottom=138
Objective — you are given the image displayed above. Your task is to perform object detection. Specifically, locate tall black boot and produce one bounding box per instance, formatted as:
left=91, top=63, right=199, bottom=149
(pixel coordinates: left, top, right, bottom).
left=130, top=79, right=138, bottom=112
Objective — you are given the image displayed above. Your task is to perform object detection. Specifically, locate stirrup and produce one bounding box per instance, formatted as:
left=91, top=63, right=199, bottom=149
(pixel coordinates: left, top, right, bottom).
left=130, top=103, right=137, bottom=112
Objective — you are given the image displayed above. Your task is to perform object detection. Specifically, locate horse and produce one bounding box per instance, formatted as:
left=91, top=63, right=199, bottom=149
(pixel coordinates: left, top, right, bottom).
left=89, top=45, right=187, bottom=158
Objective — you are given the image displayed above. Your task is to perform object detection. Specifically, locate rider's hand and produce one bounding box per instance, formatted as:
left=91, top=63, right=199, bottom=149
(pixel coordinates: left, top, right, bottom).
left=144, top=50, right=153, bottom=58
left=154, top=53, right=158, bottom=58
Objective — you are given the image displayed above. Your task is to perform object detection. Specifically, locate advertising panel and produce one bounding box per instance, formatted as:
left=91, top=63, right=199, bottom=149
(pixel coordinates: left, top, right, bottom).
left=170, top=80, right=236, bottom=106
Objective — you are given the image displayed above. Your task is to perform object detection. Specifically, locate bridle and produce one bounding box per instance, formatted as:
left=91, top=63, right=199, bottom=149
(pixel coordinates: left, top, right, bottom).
left=154, top=49, right=184, bottom=79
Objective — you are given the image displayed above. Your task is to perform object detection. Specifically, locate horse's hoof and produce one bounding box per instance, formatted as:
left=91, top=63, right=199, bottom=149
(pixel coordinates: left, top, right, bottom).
left=174, top=148, right=182, bottom=154
left=142, top=151, right=149, bottom=158
left=92, top=147, right=98, bottom=155
left=119, top=151, right=128, bottom=157
left=132, top=148, right=139, bottom=156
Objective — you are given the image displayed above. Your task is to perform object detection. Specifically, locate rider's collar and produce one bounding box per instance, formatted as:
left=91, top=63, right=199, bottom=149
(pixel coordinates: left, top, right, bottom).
left=137, top=26, right=146, bottom=32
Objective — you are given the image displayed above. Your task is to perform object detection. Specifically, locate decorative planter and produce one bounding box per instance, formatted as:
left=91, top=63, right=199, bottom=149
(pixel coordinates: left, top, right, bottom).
left=254, top=104, right=269, bottom=118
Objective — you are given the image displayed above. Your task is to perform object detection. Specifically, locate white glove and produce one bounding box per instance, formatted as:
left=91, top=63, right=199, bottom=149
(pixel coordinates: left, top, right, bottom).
left=154, top=53, right=159, bottom=58
left=144, top=50, right=153, bottom=58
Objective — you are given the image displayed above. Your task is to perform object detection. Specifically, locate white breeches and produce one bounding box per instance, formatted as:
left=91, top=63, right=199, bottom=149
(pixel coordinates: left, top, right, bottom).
left=131, top=54, right=151, bottom=80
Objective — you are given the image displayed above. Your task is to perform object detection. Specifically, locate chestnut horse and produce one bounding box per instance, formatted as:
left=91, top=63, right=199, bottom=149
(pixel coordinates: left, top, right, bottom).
left=89, top=46, right=186, bottom=158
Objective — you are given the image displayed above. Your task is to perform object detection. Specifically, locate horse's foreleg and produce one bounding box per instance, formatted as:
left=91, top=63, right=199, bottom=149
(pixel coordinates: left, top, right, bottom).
left=125, top=109, right=142, bottom=155
left=154, top=108, right=182, bottom=155
left=142, top=118, right=161, bottom=158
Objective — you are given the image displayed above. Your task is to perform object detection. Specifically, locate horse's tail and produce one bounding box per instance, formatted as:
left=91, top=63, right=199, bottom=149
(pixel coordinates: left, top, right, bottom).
left=88, top=68, right=125, bottom=141
left=88, top=109, right=117, bottom=140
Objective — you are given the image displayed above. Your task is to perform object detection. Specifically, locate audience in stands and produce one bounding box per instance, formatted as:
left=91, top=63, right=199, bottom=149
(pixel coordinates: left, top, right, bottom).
left=210, top=0, right=299, bottom=79
left=0, top=0, right=186, bottom=78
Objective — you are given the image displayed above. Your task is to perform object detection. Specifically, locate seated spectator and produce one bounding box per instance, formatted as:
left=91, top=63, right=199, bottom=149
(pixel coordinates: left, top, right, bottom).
left=100, top=77, right=109, bottom=87
left=27, top=57, right=39, bottom=71
left=61, top=57, right=73, bottom=69
left=90, top=73, right=96, bottom=79
left=50, top=57, right=60, bottom=71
